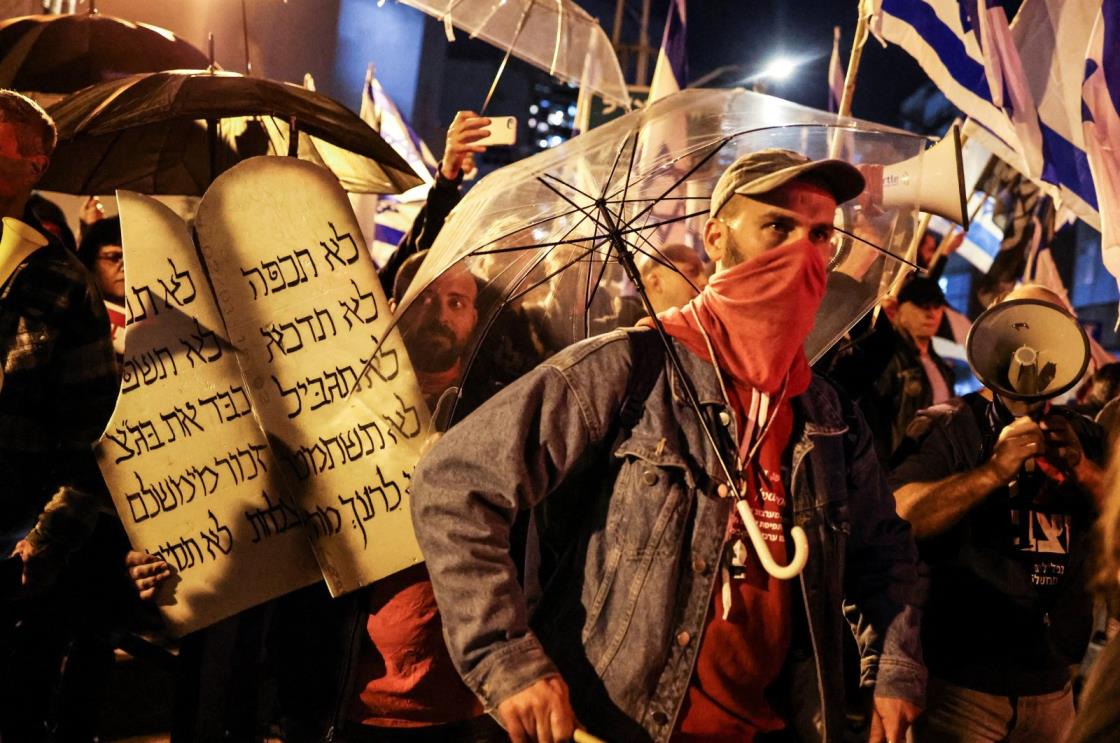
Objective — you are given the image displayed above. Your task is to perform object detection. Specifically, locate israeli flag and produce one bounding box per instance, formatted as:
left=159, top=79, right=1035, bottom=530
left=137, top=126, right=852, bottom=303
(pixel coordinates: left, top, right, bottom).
left=957, top=191, right=1002, bottom=272
left=648, top=0, right=687, bottom=103
left=350, top=65, right=439, bottom=265
left=361, top=65, right=437, bottom=191
left=1004, top=0, right=1101, bottom=233
left=370, top=197, right=424, bottom=268
left=869, top=0, right=1017, bottom=144
left=1081, top=1, right=1120, bottom=279
left=979, top=4, right=1044, bottom=178
left=870, top=0, right=1101, bottom=239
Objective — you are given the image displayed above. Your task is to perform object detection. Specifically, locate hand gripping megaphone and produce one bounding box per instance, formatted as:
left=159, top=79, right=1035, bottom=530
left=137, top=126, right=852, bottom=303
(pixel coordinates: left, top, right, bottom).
left=966, top=298, right=1090, bottom=402
left=878, top=125, right=970, bottom=228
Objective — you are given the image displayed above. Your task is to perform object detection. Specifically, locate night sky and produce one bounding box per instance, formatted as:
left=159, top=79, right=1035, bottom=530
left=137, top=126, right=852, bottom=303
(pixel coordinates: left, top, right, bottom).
left=421, top=0, right=950, bottom=151
left=588, top=0, right=937, bottom=128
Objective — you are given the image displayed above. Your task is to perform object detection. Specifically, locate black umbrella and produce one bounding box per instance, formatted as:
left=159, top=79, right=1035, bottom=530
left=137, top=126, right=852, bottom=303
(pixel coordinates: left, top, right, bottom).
left=40, top=69, right=423, bottom=196
left=0, top=13, right=210, bottom=94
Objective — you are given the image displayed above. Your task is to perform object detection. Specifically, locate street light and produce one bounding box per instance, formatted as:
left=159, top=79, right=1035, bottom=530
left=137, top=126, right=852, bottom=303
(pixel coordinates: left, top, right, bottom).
left=760, top=56, right=799, bottom=82
left=690, top=52, right=822, bottom=93
left=744, top=54, right=813, bottom=94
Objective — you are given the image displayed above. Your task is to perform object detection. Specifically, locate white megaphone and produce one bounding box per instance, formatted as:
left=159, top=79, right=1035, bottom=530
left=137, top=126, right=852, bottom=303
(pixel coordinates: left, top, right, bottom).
left=0, top=217, right=48, bottom=288
left=879, top=125, right=969, bottom=228
left=966, top=298, right=1090, bottom=402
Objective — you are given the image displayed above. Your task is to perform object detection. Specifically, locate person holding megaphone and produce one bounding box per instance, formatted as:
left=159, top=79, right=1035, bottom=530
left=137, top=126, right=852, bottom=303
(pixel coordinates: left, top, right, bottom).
left=890, top=284, right=1107, bottom=742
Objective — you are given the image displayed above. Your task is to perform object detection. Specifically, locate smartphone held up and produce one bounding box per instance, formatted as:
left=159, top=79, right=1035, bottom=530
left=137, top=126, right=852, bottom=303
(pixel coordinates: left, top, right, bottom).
left=475, top=116, right=517, bottom=147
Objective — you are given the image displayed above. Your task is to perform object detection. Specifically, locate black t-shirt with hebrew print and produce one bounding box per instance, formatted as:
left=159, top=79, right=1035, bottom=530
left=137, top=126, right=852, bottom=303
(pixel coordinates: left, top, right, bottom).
left=889, top=393, right=1100, bottom=697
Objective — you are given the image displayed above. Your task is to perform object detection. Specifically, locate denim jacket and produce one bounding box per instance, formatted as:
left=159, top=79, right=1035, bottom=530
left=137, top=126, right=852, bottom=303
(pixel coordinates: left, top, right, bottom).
left=412, top=330, right=926, bottom=742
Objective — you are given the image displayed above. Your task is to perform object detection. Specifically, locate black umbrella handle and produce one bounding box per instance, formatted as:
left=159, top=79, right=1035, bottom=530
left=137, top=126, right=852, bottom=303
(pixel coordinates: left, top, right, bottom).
left=602, top=218, right=810, bottom=579
left=595, top=203, right=740, bottom=493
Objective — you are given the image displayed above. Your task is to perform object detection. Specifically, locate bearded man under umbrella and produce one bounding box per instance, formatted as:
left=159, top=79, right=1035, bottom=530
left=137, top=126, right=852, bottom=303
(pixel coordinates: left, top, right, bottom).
left=410, top=148, right=926, bottom=743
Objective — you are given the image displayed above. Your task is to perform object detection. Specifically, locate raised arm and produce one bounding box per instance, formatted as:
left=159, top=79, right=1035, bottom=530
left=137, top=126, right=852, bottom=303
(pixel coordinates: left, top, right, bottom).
left=893, top=416, right=1042, bottom=539
left=378, top=111, right=489, bottom=295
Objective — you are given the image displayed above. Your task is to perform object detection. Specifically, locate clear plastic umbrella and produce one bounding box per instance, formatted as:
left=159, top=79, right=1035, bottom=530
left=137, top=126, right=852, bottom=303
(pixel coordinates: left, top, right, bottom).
left=395, top=0, right=630, bottom=109
left=383, top=88, right=939, bottom=577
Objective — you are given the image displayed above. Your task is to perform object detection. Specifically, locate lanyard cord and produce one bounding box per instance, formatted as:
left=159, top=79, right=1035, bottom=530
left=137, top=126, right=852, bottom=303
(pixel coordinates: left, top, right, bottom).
left=694, top=319, right=789, bottom=479
left=694, top=319, right=792, bottom=618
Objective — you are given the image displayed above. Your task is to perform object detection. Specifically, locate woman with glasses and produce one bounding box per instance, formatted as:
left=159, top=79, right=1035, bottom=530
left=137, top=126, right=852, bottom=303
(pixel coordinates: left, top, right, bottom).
left=77, top=216, right=125, bottom=358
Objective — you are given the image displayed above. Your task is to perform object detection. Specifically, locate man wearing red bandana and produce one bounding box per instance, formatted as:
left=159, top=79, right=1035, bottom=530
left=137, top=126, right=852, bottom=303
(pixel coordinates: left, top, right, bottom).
left=412, top=149, right=927, bottom=743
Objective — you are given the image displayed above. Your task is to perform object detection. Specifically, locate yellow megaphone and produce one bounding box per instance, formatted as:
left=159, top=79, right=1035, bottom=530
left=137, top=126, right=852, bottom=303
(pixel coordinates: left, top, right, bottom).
left=0, top=217, right=48, bottom=288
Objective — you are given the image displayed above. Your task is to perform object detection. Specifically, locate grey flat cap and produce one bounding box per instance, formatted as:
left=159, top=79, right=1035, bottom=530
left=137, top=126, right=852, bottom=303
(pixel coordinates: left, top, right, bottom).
left=710, top=148, right=866, bottom=217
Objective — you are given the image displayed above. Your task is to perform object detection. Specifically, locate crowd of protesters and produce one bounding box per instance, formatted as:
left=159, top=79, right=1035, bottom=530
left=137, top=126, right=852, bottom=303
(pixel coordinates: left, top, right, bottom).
left=3, top=84, right=1120, bottom=743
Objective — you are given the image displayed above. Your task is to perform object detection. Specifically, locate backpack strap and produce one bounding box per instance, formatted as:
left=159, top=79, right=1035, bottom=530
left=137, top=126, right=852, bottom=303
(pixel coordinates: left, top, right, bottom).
left=525, top=327, right=666, bottom=606
left=615, top=327, right=667, bottom=446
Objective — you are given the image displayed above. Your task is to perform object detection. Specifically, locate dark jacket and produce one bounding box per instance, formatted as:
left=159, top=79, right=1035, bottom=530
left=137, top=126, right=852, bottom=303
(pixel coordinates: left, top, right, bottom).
left=412, top=329, right=926, bottom=742
left=875, top=332, right=954, bottom=461
left=377, top=170, right=462, bottom=298
left=0, top=212, right=118, bottom=555
left=830, top=316, right=954, bottom=463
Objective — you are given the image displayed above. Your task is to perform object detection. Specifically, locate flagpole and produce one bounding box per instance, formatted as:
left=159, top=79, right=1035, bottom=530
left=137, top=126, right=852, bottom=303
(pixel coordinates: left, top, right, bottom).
left=828, top=1, right=871, bottom=160
left=837, top=0, right=871, bottom=119
left=829, top=26, right=842, bottom=113
left=241, top=0, right=253, bottom=76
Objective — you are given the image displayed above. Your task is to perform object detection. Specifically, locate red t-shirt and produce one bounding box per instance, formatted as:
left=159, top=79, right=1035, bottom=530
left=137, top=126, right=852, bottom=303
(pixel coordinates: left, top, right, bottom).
left=349, top=563, right=482, bottom=727
left=673, top=398, right=794, bottom=742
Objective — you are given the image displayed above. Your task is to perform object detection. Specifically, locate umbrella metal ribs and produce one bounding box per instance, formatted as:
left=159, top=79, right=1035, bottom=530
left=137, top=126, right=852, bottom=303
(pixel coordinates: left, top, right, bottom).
left=562, top=131, right=810, bottom=580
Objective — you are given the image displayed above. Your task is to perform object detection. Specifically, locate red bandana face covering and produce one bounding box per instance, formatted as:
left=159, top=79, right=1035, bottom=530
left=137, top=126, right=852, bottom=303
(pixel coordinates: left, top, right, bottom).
left=653, top=238, right=828, bottom=397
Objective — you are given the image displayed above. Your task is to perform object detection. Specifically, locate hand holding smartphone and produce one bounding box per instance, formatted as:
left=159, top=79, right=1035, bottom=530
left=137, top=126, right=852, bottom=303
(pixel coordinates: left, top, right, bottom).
left=474, top=116, right=517, bottom=147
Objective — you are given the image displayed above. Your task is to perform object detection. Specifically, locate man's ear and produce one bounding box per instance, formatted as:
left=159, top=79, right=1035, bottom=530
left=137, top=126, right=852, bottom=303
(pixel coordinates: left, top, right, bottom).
left=388, top=298, right=397, bottom=313
left=27, top=153, right=49, bottom=179
left=880, top=296, right=900, bottom=322
left=702, top=217, right=726, bottom=264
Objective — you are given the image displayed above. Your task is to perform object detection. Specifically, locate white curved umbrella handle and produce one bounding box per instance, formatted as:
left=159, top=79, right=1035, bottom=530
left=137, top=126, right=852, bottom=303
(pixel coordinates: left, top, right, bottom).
left=735, top=500, right=809, bottom=581
left=574, top=731, right=608, bottom=743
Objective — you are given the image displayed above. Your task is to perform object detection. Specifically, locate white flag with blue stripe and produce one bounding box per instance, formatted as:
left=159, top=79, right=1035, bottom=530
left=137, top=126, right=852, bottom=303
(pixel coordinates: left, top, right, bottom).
left=648, top=0, right=687, bottom=104
left=870, top=0, right=1045, bottom=177
left=351, top=65, right=438, bottom=266
left=869, top=0, right=1018, bottom=145
left=1081, top=1, right=1120, bottom=277
left=636, top=0, right=699, bottom=251
left=1004, top=0, right=1102, bottom=235
left=370, top=197, right=424, bottom=267
left=980, top=3, right=1044, bottom=178
left=871, top=0, right=1107, bottom=261
left=362, top=67, right=438, bottom=191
